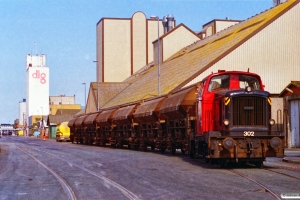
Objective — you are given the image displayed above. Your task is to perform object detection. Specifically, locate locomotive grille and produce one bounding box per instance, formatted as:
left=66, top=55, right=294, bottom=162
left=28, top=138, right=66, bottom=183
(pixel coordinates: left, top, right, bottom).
left=232, top=96, right=266, bottom=126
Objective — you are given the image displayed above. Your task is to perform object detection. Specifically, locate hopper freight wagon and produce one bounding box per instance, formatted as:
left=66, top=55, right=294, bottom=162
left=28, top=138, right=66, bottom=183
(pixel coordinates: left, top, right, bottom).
left=70, top=70, right=284, bottom=167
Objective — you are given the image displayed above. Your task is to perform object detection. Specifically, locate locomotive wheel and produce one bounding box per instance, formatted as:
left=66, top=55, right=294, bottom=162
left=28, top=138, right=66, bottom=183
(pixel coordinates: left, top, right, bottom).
left=219, top=159, right=226, bottom=168
left=255, top=162, right=262, bottom=168
left=204, top=157, right=209, bottom=163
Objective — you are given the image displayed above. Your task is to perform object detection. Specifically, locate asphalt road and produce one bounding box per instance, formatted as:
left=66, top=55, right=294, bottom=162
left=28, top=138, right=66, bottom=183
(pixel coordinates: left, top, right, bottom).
left=0, top=136, right=299, bottom=200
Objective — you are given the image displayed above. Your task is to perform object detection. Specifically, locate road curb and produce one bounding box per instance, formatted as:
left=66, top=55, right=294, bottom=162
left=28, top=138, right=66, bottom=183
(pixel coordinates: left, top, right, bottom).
left=282, top=157, right=300, bottom=164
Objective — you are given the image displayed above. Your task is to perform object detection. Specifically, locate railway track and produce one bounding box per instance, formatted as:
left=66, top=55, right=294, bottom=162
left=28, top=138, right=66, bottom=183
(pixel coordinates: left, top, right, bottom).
left=228, top=169, right=282, bottom=200
left=16, top=144, right=140, bottom=200
left=263, top=168, right=300, bottom=181
left=17, top=146, right=77, bottom=200
left=263, top=163, right=300, bottom=173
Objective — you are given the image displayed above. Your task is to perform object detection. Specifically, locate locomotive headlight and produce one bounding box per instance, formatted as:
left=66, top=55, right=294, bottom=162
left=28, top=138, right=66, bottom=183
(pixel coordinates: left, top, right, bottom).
left=270, top=137, right=281, bottom=149
left=245, top=86, right=252, bottom=92
left=223, top=119, right=230, bottom=126
left=269, top=119, right=275, bottom=126
left=223, top=137, right=235, bottom=149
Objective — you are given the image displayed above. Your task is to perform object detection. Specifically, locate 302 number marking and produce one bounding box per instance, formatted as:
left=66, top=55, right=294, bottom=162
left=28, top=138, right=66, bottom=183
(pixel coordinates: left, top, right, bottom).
left=244, top=131, right=254, bottom=136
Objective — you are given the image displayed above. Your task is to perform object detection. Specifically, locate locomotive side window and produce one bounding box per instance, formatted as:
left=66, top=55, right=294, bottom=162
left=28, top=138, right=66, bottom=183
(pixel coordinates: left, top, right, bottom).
left=208, top=75, right=230, bottom=92
left=239, top=75, right=261, bottom=90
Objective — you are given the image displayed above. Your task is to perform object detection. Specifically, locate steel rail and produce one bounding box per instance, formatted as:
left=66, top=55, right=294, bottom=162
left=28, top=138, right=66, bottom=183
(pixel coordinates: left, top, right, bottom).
left=264, top=163, right=300, bottom=173
left=25, top=145, right=140, bottom=200
left=263, top=168, right=300, bottom=181
left=228, top=169, right=281, bottom=200
left=17, top=146, right=77, bottom=200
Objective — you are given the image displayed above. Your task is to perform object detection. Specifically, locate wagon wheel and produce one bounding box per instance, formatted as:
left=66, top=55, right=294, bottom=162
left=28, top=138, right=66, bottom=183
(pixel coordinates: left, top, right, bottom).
left=134, top=145, right=139, bottom=151
left=119, top=141, right=123, bottom=149
left=189, top=151, right=195, bottom=159
left=181, top=149, right=185, bottom=154
left=101, top=140, right=106, bottom=147
left=143, top=144, right=147, bottom=152
left=171, top=145, right=176, bottom=155
left=151, top=144, right=155, bottom=151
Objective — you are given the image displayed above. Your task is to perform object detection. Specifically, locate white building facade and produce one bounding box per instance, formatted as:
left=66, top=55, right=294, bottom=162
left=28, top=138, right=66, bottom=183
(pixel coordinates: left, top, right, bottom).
left=26, top=54, right=49, bottom=127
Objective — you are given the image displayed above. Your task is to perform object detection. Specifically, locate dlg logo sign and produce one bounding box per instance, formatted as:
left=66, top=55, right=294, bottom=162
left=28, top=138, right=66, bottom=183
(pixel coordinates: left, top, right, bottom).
left=32, top=70, right=46, bottom=84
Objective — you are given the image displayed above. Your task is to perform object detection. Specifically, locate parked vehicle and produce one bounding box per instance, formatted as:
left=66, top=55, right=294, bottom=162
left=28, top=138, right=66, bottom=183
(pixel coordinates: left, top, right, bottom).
left=56, top=122, right=70, bottom=142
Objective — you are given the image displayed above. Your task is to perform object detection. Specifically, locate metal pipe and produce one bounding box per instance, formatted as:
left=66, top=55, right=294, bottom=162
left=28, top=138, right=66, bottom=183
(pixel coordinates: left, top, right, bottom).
left=150, top=16, right=161, bottom=96
left=82, top=83, right=86, bottom=113
left=93, top=60, right=99, bottom=111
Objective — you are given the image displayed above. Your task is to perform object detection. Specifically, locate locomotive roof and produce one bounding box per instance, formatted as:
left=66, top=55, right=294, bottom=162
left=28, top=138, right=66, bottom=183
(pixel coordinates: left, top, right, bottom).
left=101, top=0, right=299, bottom=109
left=203, top=70, right=261, bottom=79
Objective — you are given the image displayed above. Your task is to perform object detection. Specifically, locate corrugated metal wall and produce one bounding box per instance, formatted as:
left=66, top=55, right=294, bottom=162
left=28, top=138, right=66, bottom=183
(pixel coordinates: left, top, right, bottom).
left=185, top=3, right=300, bottom=95
left=290, top=100, right=300, bottom=147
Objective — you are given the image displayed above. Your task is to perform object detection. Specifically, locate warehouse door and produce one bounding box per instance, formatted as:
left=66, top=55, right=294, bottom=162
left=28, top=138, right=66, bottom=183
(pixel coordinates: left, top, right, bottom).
left=290, top=100, right=300, bottom=147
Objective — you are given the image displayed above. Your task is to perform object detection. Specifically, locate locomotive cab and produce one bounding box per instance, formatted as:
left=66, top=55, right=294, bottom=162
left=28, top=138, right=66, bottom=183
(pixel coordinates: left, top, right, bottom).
left=191, top=70, right=284, bottom=167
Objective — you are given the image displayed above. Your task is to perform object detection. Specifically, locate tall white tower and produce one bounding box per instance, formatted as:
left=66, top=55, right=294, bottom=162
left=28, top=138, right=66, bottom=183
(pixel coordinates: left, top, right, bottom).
left=26, top=54, right=49, bottom=128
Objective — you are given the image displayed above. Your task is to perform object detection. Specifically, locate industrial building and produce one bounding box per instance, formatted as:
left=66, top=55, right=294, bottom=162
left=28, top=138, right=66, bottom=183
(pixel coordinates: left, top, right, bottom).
left=26, top=54, right=49, bottom=135
left=85, top=0, right=300, bottom=147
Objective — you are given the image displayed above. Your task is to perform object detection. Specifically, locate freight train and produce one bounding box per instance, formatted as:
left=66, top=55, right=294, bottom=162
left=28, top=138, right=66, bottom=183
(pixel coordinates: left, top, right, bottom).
left=68, top=70, right=284, bottom=167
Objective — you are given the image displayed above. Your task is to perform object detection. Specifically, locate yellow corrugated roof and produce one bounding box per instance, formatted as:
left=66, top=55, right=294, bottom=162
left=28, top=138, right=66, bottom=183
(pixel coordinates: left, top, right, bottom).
left=103, top=0, right=298, bottom=109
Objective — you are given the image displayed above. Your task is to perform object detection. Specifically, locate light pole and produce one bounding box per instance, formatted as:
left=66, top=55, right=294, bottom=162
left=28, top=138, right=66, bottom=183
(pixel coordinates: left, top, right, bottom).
left=93, top=60, right=99, bottom=111
left=82, top=83, right=86, bottom=112
left=150, top=15, right=161, bottom=95
left=40, top=107, right=43, bottom=128
left=59, top=94, right=65, bottom=115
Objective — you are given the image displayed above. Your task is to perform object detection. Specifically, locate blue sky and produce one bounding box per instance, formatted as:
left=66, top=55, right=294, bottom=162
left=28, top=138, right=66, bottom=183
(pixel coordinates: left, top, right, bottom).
left=0, top=0, right=273, bottom=124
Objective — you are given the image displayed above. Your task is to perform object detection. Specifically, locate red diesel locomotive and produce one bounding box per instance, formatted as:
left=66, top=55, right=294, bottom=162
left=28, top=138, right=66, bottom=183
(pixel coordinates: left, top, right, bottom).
left=68, top=70, right=284, bottom=167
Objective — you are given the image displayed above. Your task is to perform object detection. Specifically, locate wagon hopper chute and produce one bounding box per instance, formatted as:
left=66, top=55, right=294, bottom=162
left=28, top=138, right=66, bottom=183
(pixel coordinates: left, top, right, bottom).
left=159, top=85, right=197, bottom=155
left=83, top=112, right=101, bottom=145
left=95, top=107, right=118, bottom=147
left=112, top=104, right=139, bottom=149
left=134, top=97, right=166, bottom=152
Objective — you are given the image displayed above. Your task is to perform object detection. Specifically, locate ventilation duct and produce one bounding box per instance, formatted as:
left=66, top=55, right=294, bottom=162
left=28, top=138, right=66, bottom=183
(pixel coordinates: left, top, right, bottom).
left=166, top=14, right=174, bottom=32
left=162, top=14, right=174, bottom=34
left=162, top=16, right=168, bottom=34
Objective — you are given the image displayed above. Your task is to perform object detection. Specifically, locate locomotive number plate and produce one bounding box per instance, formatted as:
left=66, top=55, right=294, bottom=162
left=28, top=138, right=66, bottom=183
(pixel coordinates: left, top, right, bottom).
left=244, top=131, right=254, bottom=136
